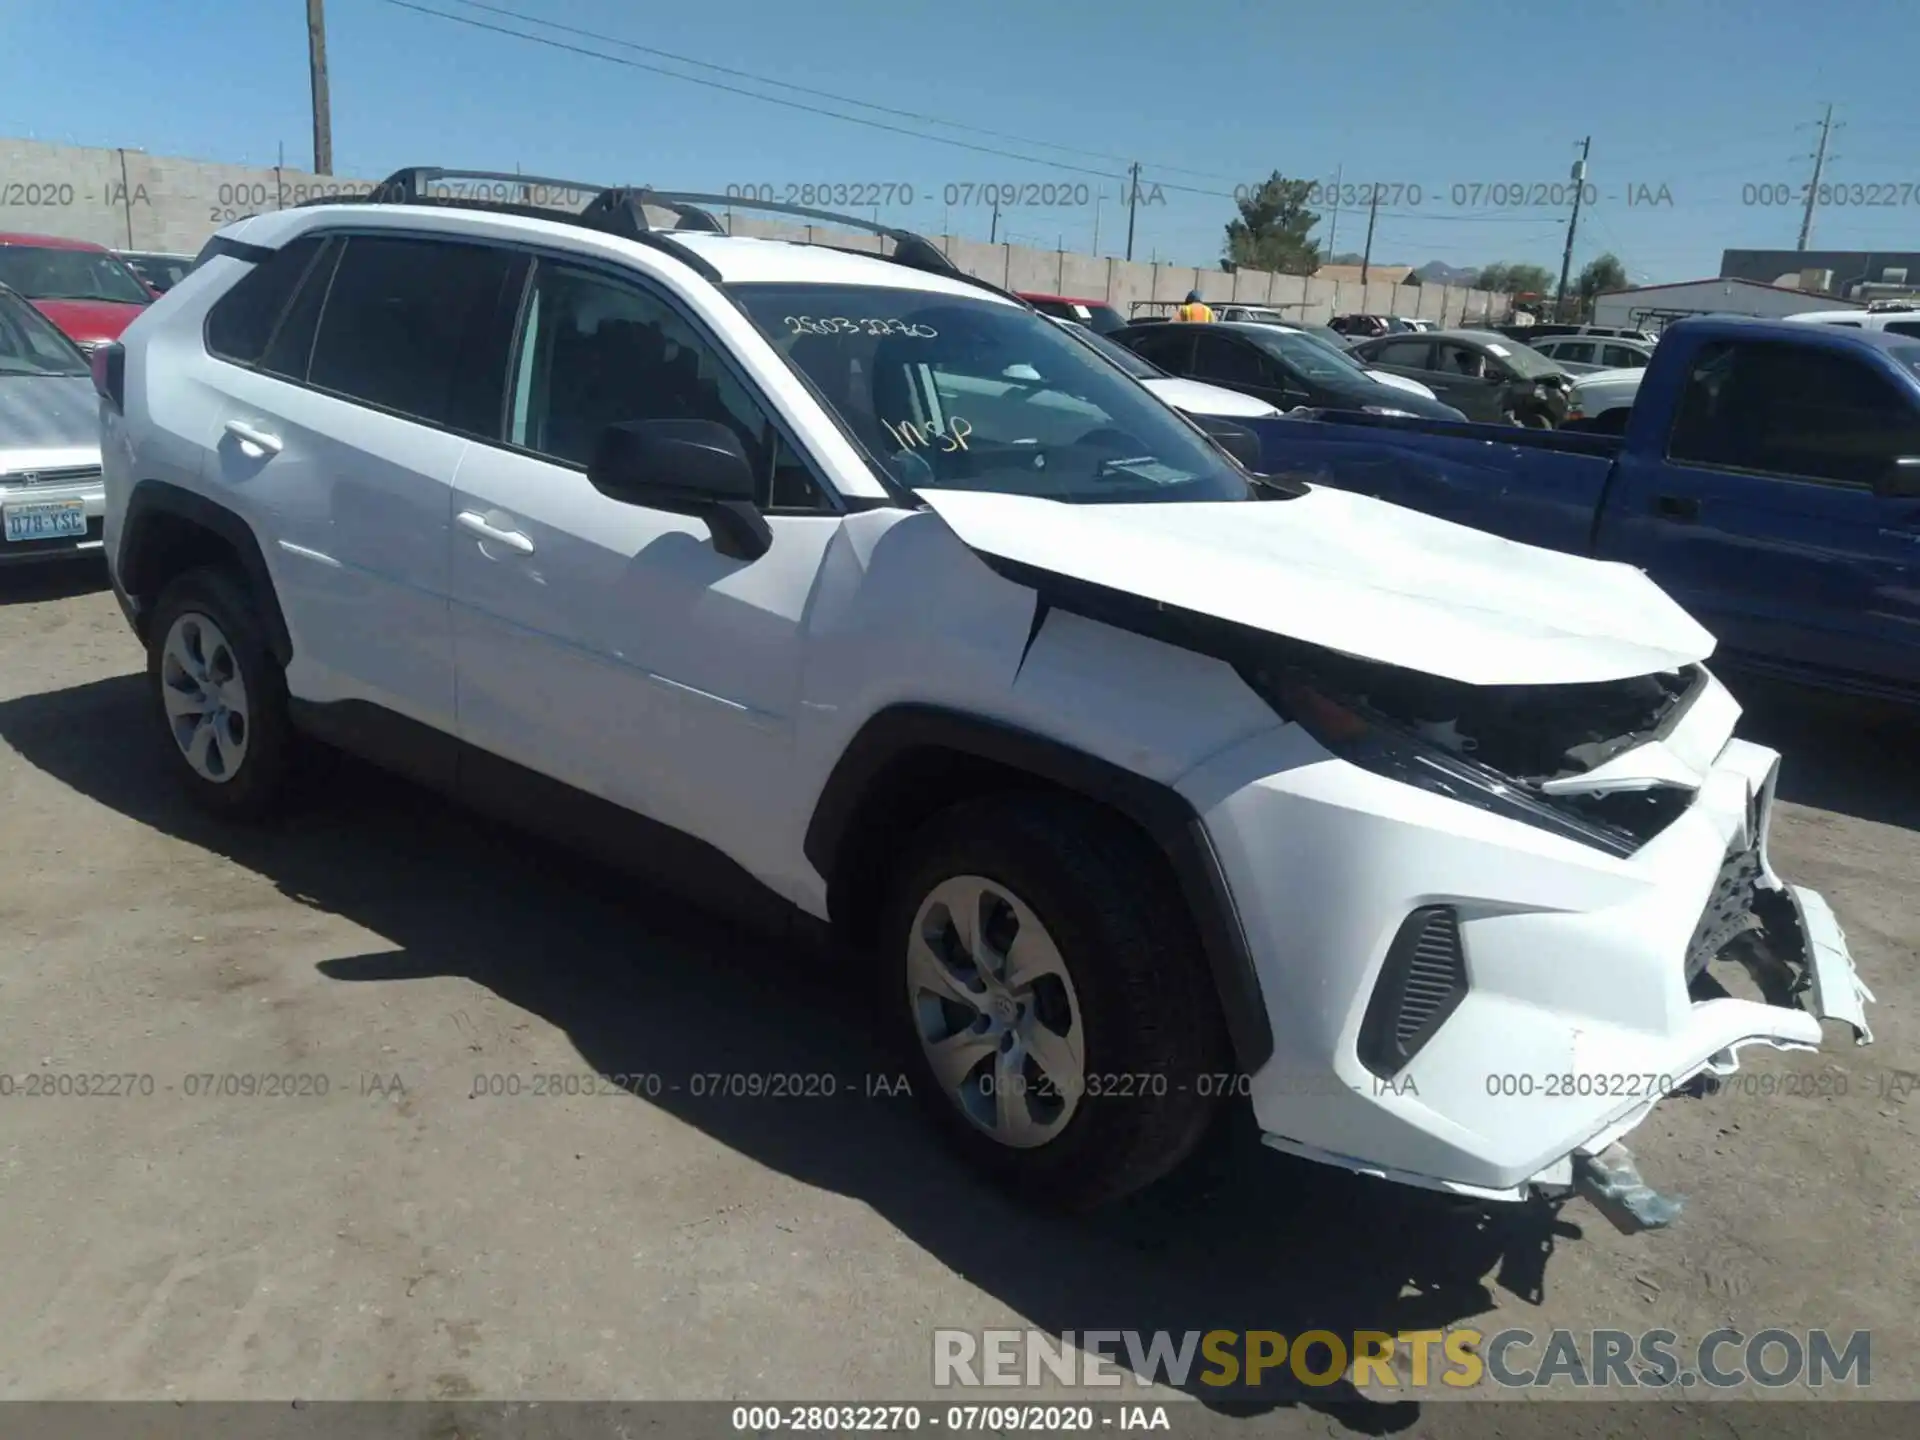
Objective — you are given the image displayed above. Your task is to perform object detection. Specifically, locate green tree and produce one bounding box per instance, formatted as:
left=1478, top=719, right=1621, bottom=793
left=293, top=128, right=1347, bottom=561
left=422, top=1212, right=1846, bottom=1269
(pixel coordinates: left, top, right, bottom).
left=1223, top=173, right=1323, bottom=276
left=1473, top=261, right=1555, bottom=296
left=1576, top=253, right=1629, bottom=314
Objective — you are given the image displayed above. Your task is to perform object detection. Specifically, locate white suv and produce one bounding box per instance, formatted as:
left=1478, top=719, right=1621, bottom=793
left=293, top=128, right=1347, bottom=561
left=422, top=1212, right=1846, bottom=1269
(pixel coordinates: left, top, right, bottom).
left=95, top=170, right=1872, bottom=1215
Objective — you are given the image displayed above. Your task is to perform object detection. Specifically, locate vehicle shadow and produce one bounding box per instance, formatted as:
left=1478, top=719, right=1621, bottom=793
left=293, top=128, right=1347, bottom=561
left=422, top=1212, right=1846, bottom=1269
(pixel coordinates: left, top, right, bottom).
left=0, top=559, right=109, bottom=605
left=1724, top=673, right=1920, bottom=832
left=1, top=673, right=1578, bottom=1425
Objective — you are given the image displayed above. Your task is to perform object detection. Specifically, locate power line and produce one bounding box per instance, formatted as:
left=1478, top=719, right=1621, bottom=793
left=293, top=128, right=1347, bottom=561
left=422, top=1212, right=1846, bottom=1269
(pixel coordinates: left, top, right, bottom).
left=421, top=0, right=1245, bottom=186
left=385, top=0, right=1134, bottom=183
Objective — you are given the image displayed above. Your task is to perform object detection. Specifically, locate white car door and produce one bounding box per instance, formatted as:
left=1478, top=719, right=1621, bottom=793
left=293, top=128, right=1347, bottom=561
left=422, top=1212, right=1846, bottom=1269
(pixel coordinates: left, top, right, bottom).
left=199, top=232, right=523, bottom=733
left=448, top=256, right=843, bottom=892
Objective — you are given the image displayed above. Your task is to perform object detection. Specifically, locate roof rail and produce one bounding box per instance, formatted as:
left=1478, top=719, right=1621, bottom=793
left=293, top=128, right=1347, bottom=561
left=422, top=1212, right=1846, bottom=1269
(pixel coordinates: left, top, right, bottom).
left=293, top=167, right=1031, bottom=302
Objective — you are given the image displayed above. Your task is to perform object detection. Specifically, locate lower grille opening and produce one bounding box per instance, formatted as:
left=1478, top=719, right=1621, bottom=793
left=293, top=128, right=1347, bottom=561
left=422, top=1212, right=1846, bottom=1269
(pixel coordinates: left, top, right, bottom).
left=1358, top=906, right=1469, bottom=1078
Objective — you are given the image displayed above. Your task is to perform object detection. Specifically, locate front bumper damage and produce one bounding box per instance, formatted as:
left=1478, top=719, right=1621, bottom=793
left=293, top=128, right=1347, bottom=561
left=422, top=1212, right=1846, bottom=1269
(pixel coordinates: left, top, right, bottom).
left=1181, top=669, right=1875, bottom=1219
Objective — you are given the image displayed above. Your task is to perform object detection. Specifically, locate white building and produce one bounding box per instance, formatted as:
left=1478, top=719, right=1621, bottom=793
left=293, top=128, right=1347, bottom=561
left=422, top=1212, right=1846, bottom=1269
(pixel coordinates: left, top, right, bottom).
left=1591, top=278, right=1863, bottom=332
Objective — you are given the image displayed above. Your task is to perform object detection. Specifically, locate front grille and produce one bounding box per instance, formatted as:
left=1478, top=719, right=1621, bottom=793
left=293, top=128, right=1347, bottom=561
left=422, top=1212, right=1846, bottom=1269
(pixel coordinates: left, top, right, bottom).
left=1, top=465, right=103, bottom=489
left=1358, top=906, right=1469, bottom=1078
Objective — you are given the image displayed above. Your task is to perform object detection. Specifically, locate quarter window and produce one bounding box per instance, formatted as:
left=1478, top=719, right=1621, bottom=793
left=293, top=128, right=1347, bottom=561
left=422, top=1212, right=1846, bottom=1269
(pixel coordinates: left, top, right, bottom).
left=205, top=235, right=329, bottom=366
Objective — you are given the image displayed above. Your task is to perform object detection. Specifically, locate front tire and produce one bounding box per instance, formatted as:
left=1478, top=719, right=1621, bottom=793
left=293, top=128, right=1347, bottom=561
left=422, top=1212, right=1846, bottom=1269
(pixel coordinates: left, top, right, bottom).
left=147, top=566, right=297, bottom=819
left=879, top=795, right=1228, bottom=1211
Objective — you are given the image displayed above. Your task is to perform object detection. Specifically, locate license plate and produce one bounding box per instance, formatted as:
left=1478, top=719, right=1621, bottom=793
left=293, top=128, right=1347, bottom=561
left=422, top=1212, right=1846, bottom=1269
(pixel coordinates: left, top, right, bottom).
left=3, top=498, right=88, bottom=543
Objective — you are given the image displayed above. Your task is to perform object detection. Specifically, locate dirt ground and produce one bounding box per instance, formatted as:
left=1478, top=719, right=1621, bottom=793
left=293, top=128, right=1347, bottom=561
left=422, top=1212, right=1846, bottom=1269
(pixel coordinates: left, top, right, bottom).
left=0, top=562, right=1914, bottom=1429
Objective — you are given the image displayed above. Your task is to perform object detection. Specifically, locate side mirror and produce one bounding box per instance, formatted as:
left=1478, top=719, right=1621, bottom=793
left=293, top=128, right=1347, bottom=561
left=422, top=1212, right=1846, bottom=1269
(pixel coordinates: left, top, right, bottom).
left=587, top=419, right=771, bottom=561
left=1190, top=415, right=1263, bottom=470
left=1878, top=455, right=1920, bottom=499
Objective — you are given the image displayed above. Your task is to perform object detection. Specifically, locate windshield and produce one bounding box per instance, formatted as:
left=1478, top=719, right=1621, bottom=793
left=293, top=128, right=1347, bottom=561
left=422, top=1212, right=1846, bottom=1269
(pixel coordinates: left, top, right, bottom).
left=1243, top=327, right=1377, bottom=385
left=0, top=290, right=89, bottom=376
left=1058, top=321, right=1160, bottom=379
left=1279, top=327, right=1372, bottom=374
left=1467, top=333, right=1561, bottom=378
left=732, top=283, right=1256, bottom=503
left=0, top=246, right=150, bottom=305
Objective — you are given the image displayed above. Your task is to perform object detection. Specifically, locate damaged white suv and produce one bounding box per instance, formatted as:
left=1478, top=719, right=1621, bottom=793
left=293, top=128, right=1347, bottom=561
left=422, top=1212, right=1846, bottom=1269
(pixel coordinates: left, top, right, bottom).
left=97, top=171, right=1873, bottom=1213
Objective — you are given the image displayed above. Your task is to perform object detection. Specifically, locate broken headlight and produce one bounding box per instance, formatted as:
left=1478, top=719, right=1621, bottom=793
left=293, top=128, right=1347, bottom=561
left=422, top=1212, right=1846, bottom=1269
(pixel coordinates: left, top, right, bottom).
left=1256, top=673, right=1641, bottom=859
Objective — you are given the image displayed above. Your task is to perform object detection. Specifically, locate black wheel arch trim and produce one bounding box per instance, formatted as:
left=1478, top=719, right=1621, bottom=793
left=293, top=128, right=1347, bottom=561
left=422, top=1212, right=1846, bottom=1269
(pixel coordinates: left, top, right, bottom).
left=118, top=479, right=294, bottom=667
left=804, top=703, right=1275, bottom=1073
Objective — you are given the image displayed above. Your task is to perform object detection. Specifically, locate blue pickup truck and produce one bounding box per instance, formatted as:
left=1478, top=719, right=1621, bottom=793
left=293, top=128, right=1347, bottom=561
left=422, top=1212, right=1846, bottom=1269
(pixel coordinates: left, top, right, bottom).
left=1246, top=316, right=1920, bottom=702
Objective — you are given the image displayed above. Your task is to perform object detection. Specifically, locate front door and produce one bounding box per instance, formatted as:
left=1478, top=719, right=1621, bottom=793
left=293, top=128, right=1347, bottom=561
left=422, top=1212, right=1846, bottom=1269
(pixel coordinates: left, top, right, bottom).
left=1603, top=336, right=1920, bottom=692
left=447, top=255, right=845, bottom=889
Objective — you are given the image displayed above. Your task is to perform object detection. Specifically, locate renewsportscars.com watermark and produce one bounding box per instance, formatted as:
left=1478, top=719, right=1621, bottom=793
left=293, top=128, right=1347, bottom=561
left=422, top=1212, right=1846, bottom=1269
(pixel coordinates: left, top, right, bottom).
left=933, top=1327, right=1871, bottom=1392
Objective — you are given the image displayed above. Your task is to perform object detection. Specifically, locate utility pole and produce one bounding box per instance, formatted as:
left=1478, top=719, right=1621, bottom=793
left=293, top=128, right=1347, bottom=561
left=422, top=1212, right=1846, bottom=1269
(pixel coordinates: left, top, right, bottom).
left=307, top=0, right=333, bottom=175
left=990, top=197, right=1000, bottom=244
left=1359, top=187, right=1378, bottom=284
left=1091, top=192, right=1101, bottom=257
left=1125, top=160, right=1141, bottom=261
left=1556, top=136, right=1591, bottom=321
left=1326, top=163, right=1343, bottom=258
left=1797, top=103, right=1836, bottom=251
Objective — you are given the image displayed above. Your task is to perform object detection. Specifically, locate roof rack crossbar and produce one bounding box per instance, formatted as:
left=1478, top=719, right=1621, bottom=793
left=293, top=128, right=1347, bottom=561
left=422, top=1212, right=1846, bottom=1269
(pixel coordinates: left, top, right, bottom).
left=632, top=191, right=961, bottom=274
left=371, top=166, right=607, bottom=203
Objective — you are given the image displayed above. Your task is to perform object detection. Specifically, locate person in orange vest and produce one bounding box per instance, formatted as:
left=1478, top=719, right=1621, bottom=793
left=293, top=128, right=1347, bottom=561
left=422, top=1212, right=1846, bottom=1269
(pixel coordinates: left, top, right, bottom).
left=1173, top=289, right=1214, bottom=323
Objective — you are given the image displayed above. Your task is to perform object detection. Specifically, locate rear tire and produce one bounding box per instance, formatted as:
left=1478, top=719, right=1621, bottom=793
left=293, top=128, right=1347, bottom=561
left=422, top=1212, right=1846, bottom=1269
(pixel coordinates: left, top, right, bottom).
left=878, top=794, right=1228, bottom=1211
left=146, top=566, right=298, bottom=820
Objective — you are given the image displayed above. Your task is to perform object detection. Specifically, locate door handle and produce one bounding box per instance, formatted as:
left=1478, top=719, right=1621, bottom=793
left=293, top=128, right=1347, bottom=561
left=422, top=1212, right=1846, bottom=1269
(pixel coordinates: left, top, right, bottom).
left=1653, top=494, right=1700, bottom=522
left=457, top=510, right=534, bottom=554
left=223, top=420, right=282, bottom=456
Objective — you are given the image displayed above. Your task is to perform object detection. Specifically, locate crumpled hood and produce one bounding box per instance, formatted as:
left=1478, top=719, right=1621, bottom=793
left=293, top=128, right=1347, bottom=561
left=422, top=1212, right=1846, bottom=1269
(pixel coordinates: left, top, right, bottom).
left=919, top=486, right=1717, bottom=686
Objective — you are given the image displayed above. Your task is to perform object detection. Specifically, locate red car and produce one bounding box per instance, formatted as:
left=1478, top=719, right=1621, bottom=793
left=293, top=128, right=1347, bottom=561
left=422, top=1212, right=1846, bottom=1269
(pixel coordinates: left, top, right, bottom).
left=1016, top=292, right=1127, bottom=334
left=0, top=232, right=154, bottom=352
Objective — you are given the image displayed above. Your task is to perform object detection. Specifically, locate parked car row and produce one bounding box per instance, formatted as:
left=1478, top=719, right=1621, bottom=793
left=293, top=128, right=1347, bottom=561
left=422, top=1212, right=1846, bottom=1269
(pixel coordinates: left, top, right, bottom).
left=4, top=172, right=1876, bottom=1226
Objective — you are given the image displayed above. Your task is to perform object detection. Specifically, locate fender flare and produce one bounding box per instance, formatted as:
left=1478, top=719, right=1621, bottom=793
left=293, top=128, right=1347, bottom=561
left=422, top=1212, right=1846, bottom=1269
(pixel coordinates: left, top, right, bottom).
left=117, top=479, right=293, bottom=667
left=804, top=703, right=1274, bottom=1074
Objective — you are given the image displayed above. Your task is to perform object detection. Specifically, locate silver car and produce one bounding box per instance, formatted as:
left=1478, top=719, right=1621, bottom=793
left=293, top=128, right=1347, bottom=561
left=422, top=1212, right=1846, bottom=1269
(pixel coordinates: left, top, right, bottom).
left=0, top=282, right=104, bottom=565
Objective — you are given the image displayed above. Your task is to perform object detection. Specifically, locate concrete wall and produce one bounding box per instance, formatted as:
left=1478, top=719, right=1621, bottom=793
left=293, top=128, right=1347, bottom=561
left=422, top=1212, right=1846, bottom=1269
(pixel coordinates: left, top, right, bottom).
left=1, top=135, right=1505, bottom=324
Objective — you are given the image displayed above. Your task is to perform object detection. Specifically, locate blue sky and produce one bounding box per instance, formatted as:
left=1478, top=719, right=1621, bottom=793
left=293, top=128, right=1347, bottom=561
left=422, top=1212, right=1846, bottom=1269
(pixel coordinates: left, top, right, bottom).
left=4, top=0, right=1918, bottom=282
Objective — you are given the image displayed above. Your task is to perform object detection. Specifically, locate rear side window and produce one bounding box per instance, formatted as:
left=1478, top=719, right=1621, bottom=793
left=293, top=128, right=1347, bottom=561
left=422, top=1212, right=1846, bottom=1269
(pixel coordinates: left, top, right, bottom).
left=1601, top=344, right=1645, bottom=368
left=1885, top=321, right=1920, bottom=339
left=307, top=235, right=523, bottom=434
left=205, top=236, right=328, bottom=365
left=1667, top=339, right=1920, bottom=487
left=1370, top=339, right=1432, bottom=367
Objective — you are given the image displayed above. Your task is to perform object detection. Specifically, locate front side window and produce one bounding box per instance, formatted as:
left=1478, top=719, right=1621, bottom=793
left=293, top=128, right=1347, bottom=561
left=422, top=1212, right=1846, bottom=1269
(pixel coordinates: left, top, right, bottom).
left=731, top=283, right=1260, bottom=503
left=1667, top=339, right=1920, bottom=487
left=0, top=245, right=150, bottom=306
left=508, top=262, right=826, bottom=510
left=307, top=234, right=521, bottom=434
left=1552, top=341, right=1596, bottom=364
left=1601, top=344, right=1646, bottom=369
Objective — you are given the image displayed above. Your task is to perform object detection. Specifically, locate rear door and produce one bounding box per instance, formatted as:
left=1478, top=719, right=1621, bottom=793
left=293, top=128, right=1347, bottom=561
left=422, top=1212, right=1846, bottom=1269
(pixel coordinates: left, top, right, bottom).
left=1603, top=337, right=1920, bottom=690
left=197, top=230, right=523, bottom=733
